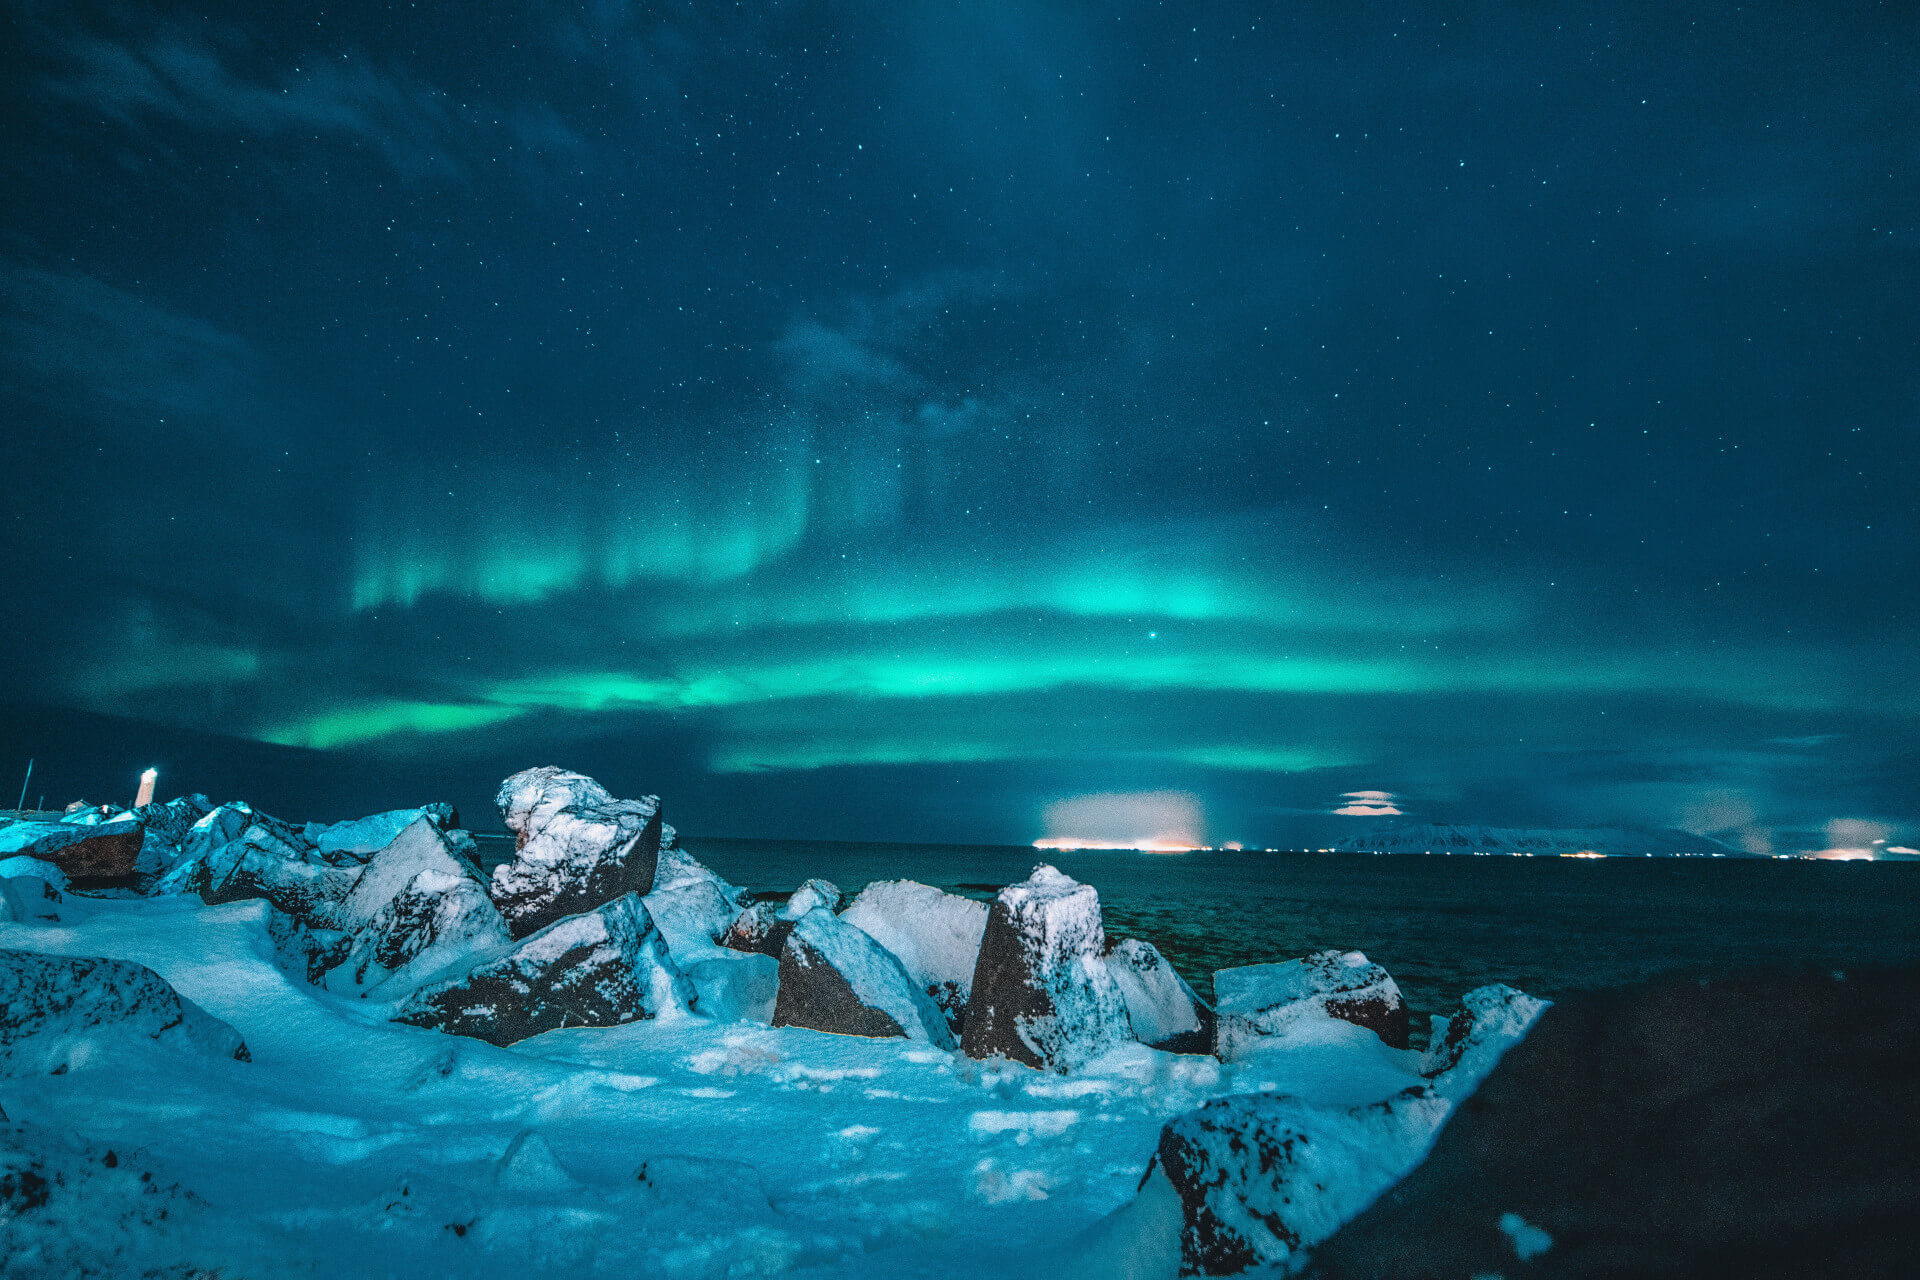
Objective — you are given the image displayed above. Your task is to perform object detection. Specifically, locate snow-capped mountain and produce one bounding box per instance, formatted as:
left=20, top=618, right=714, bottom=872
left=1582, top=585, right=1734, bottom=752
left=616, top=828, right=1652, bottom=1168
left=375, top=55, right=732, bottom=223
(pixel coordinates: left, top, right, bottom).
left=1325, top=822, right=1743, bottom=857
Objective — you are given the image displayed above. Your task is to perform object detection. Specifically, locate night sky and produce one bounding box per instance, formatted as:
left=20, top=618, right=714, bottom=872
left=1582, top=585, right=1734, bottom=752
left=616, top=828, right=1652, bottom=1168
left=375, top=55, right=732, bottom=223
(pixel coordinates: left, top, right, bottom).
left=3, top=1, right=1915, bottom=851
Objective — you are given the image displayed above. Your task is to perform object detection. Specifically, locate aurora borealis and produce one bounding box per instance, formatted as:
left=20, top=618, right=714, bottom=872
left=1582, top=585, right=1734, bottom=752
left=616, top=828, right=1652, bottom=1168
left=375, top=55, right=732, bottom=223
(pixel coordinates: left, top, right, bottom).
left=2, top=1, right=1915, bottom=849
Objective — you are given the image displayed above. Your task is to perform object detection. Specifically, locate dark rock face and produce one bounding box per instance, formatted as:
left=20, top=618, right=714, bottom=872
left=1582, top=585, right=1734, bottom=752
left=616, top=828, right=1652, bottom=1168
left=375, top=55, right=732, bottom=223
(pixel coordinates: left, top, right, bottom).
left=267, top=909, right=351, bottom=985
left=488, top=767, right=664, bottom=939
left=1154, top=1090, right=1452, bottom=1276
left=717, top=900, right=791, bottom=957
left=327, top=869, right=509, bottom=996
left=36, top=821, right=145, bottom=884
left=200, top=841, right=358, bottom=925
left=1303, top=969, right=1920, bottom=1280
left=393, top=893, right=690, bottom=1046
left=1214, top=950, right=1410, bottom=1060
left=961, top=865, right=1130, bottom=1071
left=1, top=949, right=250, bottom=1071
left=771, top=909, right=955, bottom=1046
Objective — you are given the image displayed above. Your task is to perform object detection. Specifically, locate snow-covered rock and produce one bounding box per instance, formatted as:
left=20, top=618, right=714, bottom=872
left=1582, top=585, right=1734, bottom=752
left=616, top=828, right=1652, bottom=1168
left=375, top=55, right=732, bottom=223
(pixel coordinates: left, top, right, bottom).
left=1105, top=938, right=1205, bottom=1051
left=0, top=816, right=144, bottom=882
left=394, top=893, right=691, bottom=1046
left=642, top=845, right=749, bottom=959
left=336, top=817, right=483, bottom=933
left=716, top=899, right=789, bottom=956
left=489, top=767, right=665, bottom=938
left=327, top=869, right=511, bottom=997
left=960, top=865, right=1131, bottom=1071
left=0, top=855, right=70, bottom=892
left=1420, top=982, right=1550, bottom=1097
left=267, top=908, right=351, bottom=985
left=301, top=804, right=458, bottom=862
left=0, top=949, right=250, bottom=1073
left=1151, top=1089, right=1450, bottom=1275
left=1214, top=950, right=1410, bottom=1060
left=0, top=874, right=62, bottom=924
left=779, top=877, right=842, bottom=919
left=59, top=803, right=122, bottom=825
left=772, top=908, right=956, bottom=1046
left=200, top=838, right=361, bottom=925
left=841, top=879, right=987, bottom=1035
left=129, top=793, right=213, bottom=851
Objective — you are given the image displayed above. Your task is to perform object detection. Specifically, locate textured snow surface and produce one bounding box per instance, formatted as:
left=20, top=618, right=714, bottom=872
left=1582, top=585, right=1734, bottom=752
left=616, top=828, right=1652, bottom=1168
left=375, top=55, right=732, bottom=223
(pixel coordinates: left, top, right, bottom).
left=1213, top=950, right=1407, bottom=1060
left=1, top=947, right=249, bottom=1072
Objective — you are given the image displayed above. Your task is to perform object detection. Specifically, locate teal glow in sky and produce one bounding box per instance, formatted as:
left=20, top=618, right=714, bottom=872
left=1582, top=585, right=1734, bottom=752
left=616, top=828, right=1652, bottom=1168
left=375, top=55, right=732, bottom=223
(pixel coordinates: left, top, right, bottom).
left=2, top=0, right=1915, bottom=848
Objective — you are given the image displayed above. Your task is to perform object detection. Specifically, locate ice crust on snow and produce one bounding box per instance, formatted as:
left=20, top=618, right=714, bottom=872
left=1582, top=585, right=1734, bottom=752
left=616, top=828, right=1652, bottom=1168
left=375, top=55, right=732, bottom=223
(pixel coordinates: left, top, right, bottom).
left=1213, top=949, right=1410, bottom=1059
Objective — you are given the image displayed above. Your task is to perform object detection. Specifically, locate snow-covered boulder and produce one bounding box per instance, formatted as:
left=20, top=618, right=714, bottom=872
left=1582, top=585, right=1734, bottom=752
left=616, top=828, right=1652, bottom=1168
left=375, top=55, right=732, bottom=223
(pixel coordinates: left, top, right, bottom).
left=840, top=879, right=987, bottom=1035
left=301, top=804, right=458, bottom=862
left=642, top=845, right=749, bottom=958
left=0, top=816, right=144, bottom=883
left=772, top=908, right=956, bottom=1046
left=1151, top=1089, right=1450, bottom=1275
left=0, top=875, right=62, bottom=924
left=58, top=803, right=121, bottom=825
left=326, top=869, right=510, bottom=997
left=779, top=877, right=842, bottom=918
left=960, top=865, right=1131, bottom=1071
left=267, top=909, right=351, bottom=985
left=1421, top=982, right=1550, bottom=1097
left=394, top=893, right=691, bottom=1046
left=0, top=856, right=69, bottom=892
left=489, top=767, right=665, bottom=938
left=0, top=949, right=250, bottom=1073
left=1106, top=938, right=1205, bottom=1051
left=716, top=900, right=788, bottom=956
left=200, top=838, right=360, bottom=925
left=337, top=817, right=483, bottom=933
left=1214, top=950, right=1410, bottom=1060
left=130, top=793, right=212, bottom=851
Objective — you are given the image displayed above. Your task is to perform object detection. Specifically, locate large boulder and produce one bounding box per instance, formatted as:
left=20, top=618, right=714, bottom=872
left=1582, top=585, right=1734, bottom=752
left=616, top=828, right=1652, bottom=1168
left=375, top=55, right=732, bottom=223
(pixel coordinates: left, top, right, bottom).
left=1302, top=969, right=1920, bottom=1280
left=716, top=899, right=786, bottom=956
left=960, top=865, right=1132, bottom=1071
left=1, top=949, right=250, bottom=1073
left=199, top=836, right=360, bottom=925
left=0, top=876, right=62, bottom=924
left=1214, top=950, right=1410, bottom=1059
left=0, top=856, right=69, bottom=893
left=1107, top=937, right=1206, bottom=1052
left=0, top=815, right=144, bottom=883
left=129, top=793, right=213, bottom=879
left=326, top=868, right=510, bottom=997
left=772, top=908, right=956, bottom=1046
left=336, top=817, right=482, bottom=931
left=301, top=804, right=458, bottom=863
left=1152, top=1089, right=1452, bottom=1276
left=394, top=893, right=691, bottom=1046
left=841, top=879, right=987, bottom=1035
left=642, top=845, right=750, bottom=959
left=489, top=767, right=664, bottom=938
left=1419, top=982, right=1549, bottom=1095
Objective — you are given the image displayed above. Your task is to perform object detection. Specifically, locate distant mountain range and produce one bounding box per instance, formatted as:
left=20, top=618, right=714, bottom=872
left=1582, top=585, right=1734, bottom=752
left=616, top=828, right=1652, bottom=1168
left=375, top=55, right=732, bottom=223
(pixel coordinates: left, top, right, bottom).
left=1324, top=821, right=1744, bottom=857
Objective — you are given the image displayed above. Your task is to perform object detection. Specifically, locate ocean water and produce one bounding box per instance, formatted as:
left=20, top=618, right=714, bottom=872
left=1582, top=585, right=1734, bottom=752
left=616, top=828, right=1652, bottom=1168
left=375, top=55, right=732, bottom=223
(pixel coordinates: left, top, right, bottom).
left=478, top=834, right=1920, bottom=1027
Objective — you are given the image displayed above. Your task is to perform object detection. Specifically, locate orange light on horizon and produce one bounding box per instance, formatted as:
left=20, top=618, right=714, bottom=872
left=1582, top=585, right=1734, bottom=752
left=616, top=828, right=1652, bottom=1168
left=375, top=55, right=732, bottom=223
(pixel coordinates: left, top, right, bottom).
left=1032, top=837, right=1206, bottom=854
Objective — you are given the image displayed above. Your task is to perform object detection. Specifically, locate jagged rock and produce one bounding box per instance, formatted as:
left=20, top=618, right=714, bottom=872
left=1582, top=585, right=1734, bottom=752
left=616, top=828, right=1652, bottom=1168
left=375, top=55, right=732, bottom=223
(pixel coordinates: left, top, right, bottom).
left=780, top=878, right=842, bottom=918
left=1107, top=938, right=1206, bottom=1051
left=0, top=876, right=62, bottom=924
left=1419, top=982, right=1549, bottom=1092
left=1214, top=950, right=1410, bottom=1059
left=301, top=805, right=459, bottom=862
left=1302, top=970, right=1918, bottom=1279
left=841, top=879, right=987, bottom=1035
left=58, top=804, right=121, bottom=826
left=0, top=816, right=145, bottom=883
left=327, top=869, right=510, bottom=997
left=1, top=949, right=250, bottom=1072
left=489, top=767, right=664, bottom=938
left=267, top=909, right=351, bottom=984
left=200, top=836, right=360, bottom=925
left=642, top=845, right=749, bottom=959
left=717, top=900, right=788, bottom=957
left=1152, top=1089, right=1451, bottom=1276
left=772, top=909, right=956, bottom=1046
left=130, top=793, right=213, bottom=851
left=960, top=865, right=1131, bottom=1071
left=337, top=817, right=482, bottom=932
left=393, top=893, right=691, bottom=1046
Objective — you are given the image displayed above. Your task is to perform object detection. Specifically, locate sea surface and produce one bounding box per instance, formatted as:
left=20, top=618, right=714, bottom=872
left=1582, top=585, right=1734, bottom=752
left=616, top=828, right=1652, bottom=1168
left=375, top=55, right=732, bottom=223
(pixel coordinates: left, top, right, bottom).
left=480, top=835, right=1920, bottom=1030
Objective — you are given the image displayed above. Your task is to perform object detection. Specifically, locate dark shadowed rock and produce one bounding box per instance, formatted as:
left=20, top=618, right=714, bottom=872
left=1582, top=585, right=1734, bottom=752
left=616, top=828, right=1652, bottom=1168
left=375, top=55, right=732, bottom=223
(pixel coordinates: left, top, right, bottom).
left=772, top=909, right=955, bottom=1046
left=1303, top=969, right=1920, bottom=1280
left=267, top=909, right=351, bottom=984
left=1, top=949, right=250, bottom=1072
left=1214, top=950, right=1410, bottom=1060
left=200, top=838, right=359, bottom=926
left=489, top=767, right=664, bottom=938
left=326, top=869, right=510, bottom=996
left=841, top=879, right=987, bottom=1037
left=4, top=819, right=146, bottom=884
left=717, top=900, right=790, bottom=957
left=393, top=893, right=691, bottom=1046
left=961, top=865, right=1131, bottom=1071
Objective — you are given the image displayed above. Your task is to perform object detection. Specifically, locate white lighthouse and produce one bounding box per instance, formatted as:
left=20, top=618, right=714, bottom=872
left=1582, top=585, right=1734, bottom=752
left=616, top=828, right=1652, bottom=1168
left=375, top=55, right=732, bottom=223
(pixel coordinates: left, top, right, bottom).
left=134, top=767, right=157, bottom=809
